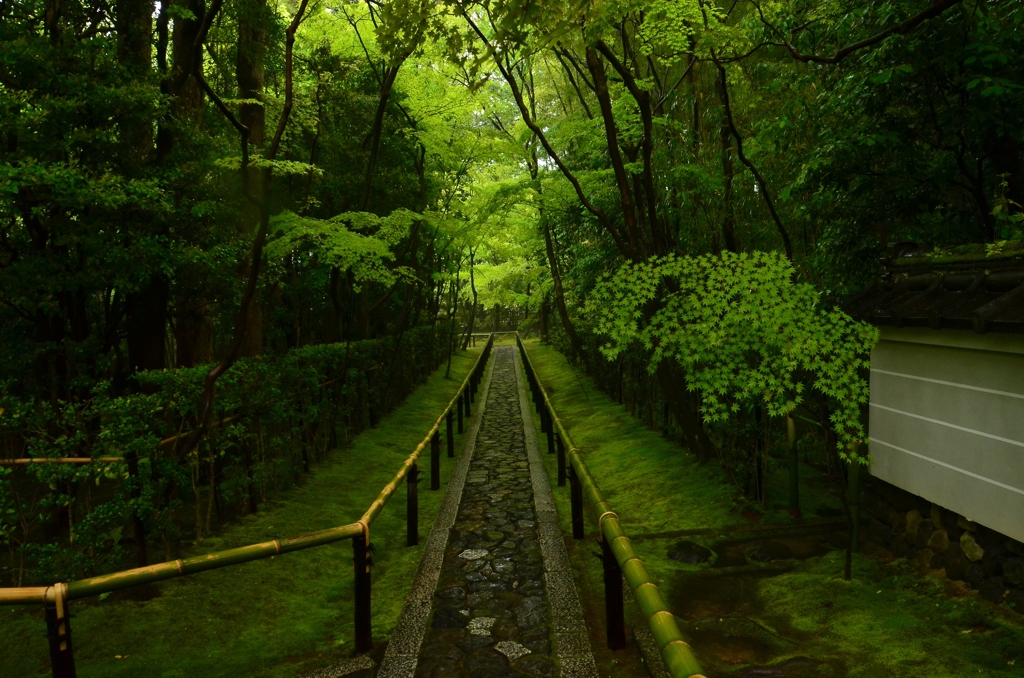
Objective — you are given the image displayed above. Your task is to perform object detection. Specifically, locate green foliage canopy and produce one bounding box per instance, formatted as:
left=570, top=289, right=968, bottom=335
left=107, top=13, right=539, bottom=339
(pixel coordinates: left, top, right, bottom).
left=587, top=251, right=878, bottom=459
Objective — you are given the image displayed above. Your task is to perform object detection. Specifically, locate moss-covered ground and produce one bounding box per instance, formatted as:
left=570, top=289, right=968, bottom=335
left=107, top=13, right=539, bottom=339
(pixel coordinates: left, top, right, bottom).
left=0, top=347, right=483, bottom=678
left=521, top=339, right=1024, bottom=677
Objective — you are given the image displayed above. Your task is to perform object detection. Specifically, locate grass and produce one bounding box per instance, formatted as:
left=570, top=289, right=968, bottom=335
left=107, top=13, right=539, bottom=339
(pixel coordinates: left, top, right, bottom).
left=521, top=338, right=1024, bottom=677
left=0, top=347, right=483, bottom=678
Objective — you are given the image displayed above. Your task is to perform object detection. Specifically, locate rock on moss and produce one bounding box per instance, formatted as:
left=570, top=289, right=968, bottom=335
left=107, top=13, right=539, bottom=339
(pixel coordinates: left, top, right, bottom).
left=946, top=544, right=969, bottom=581
left=1004, top=557, right=1024, bottom=588
left=667, top=540, right=713, bottom=564
left=960, top=532, right=985, bottom=562
left=906, top=510, right=923, bottom=544
left=927, top=529, right=950, bottom=553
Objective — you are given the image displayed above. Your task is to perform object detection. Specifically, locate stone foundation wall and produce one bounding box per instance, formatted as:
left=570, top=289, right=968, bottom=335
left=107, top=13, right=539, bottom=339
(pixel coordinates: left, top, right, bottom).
left=862, top=474, right=1024, bottom=614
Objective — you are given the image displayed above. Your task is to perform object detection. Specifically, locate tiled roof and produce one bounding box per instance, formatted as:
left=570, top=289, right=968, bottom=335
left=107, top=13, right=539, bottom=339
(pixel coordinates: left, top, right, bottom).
left=845, top=241, right=1024, bottom=334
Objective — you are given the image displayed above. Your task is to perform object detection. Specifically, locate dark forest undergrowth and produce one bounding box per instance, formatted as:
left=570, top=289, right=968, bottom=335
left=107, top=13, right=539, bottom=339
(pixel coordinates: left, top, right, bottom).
left=0, top=348, right=481, bottom=678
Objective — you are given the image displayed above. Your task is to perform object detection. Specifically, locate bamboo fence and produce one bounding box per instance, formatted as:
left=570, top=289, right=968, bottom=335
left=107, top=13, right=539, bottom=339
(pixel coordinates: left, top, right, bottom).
left=516, top=334, right=706, bottom=678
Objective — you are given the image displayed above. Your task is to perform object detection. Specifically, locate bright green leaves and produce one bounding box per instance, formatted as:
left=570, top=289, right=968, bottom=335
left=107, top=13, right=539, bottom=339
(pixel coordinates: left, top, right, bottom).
left=264, top=210, right=419, bottom=289
left=587, top=251, right=878, bottom=461
left=632, top=0, right=703, bottom=61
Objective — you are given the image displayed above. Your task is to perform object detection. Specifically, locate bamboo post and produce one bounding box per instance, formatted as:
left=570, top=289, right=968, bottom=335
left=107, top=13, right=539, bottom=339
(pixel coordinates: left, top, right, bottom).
left=569, top=464, right=584, bottom=539
left=407, top=463, right=419, bottom=547
left=45, top=585, right=75, bottom=678
left=602, top=534, right=626, bottom=650
left=787, top=414, right=801, bottom=518
left=353, top=534, right=372, bottom=653
left=546, top=411, right=555, bottom=455
left=446, top=410, right=455, bottom=458
left=557, top=436, right=566, bottom=487
left=430, top=431, right=440, bottom=491
left=457, top=394, right=464, bottom=433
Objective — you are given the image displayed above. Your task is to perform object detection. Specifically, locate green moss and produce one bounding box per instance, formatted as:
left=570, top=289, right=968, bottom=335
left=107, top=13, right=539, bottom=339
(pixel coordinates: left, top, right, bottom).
left=0, top=348, right=482, bottom=678
left=757, top=552, right=1024, bottom=677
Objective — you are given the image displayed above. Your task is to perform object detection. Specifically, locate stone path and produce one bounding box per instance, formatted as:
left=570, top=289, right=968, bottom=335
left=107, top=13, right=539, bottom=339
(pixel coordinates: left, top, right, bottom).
left=399, top=346, right=595, bottom=678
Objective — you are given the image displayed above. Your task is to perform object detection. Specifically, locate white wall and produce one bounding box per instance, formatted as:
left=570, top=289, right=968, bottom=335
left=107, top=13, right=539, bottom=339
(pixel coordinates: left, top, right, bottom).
left=869, top=327, right=1024, bottom=542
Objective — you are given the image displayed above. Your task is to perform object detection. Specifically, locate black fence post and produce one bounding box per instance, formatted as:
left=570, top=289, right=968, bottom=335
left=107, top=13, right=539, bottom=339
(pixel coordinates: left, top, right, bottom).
left=45, top=587, right=75, bottom=678
left=446, top=410, right=455, bottom=458
left=602, top=534, right=627, bottom=650
left=569, top=465, right=584, bottom=539
left=465, top=386, right=471, bottom=418
left=546, top=413, right=555, bottom=455
left=457, top=394, right=464, bottom=433
left=407, top=463, right=419, bottom=547
left=430, top=431, right=441, bottom=491
left=557, top=437, right=566, bottom=487
left=353, top=534, right=372, bottom=653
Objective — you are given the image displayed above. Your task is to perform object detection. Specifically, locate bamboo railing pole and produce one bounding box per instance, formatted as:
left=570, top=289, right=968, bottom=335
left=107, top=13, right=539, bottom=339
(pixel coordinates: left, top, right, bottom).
left=0, top=587, right=48, bottom=604
left=516, top=334, right=705, bottom=678
left=63, top=523, right=363, bottom=600
left=0, top=457, right=125, bottom=465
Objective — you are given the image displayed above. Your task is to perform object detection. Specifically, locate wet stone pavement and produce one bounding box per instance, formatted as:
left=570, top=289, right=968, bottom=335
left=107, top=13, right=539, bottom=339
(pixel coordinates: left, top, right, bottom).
left=415, top=348, right=555, bottom=678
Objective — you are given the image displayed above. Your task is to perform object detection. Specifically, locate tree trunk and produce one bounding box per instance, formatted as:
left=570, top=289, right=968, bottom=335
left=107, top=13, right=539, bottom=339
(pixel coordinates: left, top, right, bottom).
left=542, top=219, right=586, bottom=362
left=445, top=261, right=460, bottom=377
left=359, top=65, right=400, bottom=210
left=118, top=0, right=168, bottom=376
left=460, top=249, right=477, bottom=350
left=174, top=294, right=214, bottom=367
left=157, top=0, right=205, bottom=161
left=236, top=0, right=266, bottom=357
left=327, top=267, right=344, bottom=343
left=540, top=296, right=549, bottom=342
left=126, top=277, right=169, bottom=372
left=656, top=362, right=716, bottom=461
left=716, top=67, right=738, bottom=253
